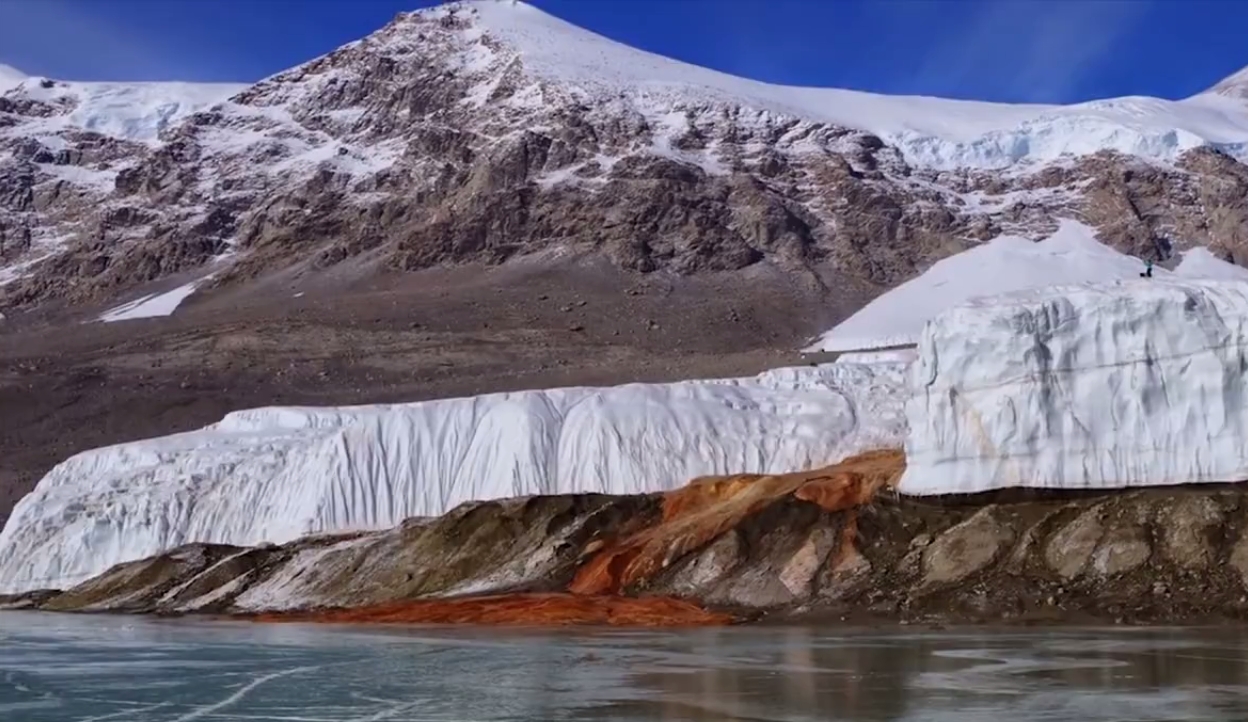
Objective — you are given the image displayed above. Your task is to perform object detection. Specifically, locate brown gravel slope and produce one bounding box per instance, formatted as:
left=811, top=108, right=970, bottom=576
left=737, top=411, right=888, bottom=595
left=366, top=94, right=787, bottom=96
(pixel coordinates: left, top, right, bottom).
left=0, top=257, right=877, bottom=525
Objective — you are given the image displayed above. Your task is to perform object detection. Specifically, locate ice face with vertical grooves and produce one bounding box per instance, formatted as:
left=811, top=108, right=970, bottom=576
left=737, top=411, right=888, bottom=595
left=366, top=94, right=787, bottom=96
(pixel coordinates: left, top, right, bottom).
left=899, top=279, right=1248, bottom=495
left=0, top=359, right=910, bottom=593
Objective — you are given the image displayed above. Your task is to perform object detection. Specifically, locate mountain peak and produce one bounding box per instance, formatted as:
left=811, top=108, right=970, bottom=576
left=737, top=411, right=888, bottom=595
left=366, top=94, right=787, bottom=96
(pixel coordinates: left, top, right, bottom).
left=2, top=0, right=1248, bottom=318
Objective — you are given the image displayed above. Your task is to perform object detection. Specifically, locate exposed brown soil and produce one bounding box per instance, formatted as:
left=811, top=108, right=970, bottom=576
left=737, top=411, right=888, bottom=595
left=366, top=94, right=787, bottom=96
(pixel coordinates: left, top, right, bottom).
left=0, top=256, right=877, bottom=525
left=244, top=592, right=740, bottom=627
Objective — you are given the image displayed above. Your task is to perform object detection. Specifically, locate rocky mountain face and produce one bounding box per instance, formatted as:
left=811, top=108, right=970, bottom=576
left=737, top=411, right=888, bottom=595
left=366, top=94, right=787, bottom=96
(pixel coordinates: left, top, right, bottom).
left=2, top=1, right=1248, bottom=315
left=0, top=74, right=246, bottom=309
left=10, top=449, right=1248, bottom=626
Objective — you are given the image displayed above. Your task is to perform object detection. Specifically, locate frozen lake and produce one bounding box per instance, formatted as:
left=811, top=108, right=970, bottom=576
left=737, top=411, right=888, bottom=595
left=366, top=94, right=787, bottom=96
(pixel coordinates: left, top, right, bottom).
left=5, top=611, right=1248, bottom=721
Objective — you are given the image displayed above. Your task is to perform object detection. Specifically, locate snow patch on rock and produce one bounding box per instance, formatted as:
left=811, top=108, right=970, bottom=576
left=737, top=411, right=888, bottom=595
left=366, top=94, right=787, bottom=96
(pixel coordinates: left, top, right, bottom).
left=3, top=76, right=244, bottom=143
left=98, top=280, right=203, bottom=322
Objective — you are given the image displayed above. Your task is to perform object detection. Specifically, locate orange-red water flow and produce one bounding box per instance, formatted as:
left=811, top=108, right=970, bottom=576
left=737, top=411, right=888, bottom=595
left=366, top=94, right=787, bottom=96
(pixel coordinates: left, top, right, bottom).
left=247, top=449, right=903, bottom=628
left=246, top=592, right=736, bottom=626
left=569, top=449, right=905, bottom=595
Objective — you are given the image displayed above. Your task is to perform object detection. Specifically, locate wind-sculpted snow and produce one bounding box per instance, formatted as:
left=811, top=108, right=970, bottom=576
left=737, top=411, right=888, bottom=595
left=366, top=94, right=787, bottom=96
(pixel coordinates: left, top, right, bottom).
left=900, top=279, right=1248, bottom=495
left=0, top=358, right=909, bottom=593
left=1175, top=247, right=1248, bottom=281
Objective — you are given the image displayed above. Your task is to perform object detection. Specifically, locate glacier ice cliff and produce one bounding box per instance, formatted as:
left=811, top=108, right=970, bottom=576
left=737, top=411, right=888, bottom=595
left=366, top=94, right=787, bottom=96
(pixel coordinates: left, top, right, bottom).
left=16, top=444, right=1248, bottom=626
left=900, top=279, right=1248, bottom=495
left=12, top=278, right=1248, bottom=595
left=0, top=358, right=908, bottom=593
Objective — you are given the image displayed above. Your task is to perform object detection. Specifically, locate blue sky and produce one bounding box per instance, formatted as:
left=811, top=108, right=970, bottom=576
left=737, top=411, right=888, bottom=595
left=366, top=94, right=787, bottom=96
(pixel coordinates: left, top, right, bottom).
left=0, top=0, right=1243, bottom=104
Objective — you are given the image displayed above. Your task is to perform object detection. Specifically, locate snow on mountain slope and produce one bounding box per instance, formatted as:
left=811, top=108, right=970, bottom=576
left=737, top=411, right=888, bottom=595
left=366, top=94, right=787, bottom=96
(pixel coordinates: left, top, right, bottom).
left=1175, top=246, right=1248, bottom=280
left=804, top=219, right=1248, bottom=354
left=134, top=0, right=1248, bottom=229
left=7, top=0, right=1248, bottom=312
left=805, top=219, right=1169, bottom=352
left=0, top=63, right=26, bottom=91
left=461, top=1, right=1248, bottom=170
left=900, top=279, right=1248, bottom=495
left=2, top=76, right=245, bottom=143
left=0, top=74, right=244, bottom=302
left=0, top=358, right=909, bottom=593
left=1203, top=64, right=1248, bottom=100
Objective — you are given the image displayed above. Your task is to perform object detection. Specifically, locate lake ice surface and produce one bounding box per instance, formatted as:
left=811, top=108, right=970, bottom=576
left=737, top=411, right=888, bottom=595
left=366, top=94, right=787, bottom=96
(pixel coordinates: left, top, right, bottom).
left=4, top=612, right=1248, bottom=721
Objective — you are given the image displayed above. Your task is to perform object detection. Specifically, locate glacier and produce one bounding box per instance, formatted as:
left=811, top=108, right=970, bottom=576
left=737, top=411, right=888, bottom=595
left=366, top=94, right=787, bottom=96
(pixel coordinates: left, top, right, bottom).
left=899, top=279, right=1248, bottom=496
left=804, top=219, right=1248, bottom=353
left=0, top=357, right=909, bottom=594
left=1174, top=247, right=1248, bottom=281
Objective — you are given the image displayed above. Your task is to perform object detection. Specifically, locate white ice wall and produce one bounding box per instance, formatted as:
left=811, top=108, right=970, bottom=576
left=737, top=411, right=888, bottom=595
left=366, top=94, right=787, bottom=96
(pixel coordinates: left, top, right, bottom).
left=899, top=279, right=1248, bottom=495
left=0, top=359, right=909, bottom=593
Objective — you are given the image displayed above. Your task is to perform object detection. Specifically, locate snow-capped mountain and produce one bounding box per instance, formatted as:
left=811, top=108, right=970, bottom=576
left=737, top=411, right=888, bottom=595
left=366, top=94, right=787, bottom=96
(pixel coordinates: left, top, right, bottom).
left=0, top=72, right=243, bottom=297
left=3, top=0, right=1248, bottom=313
